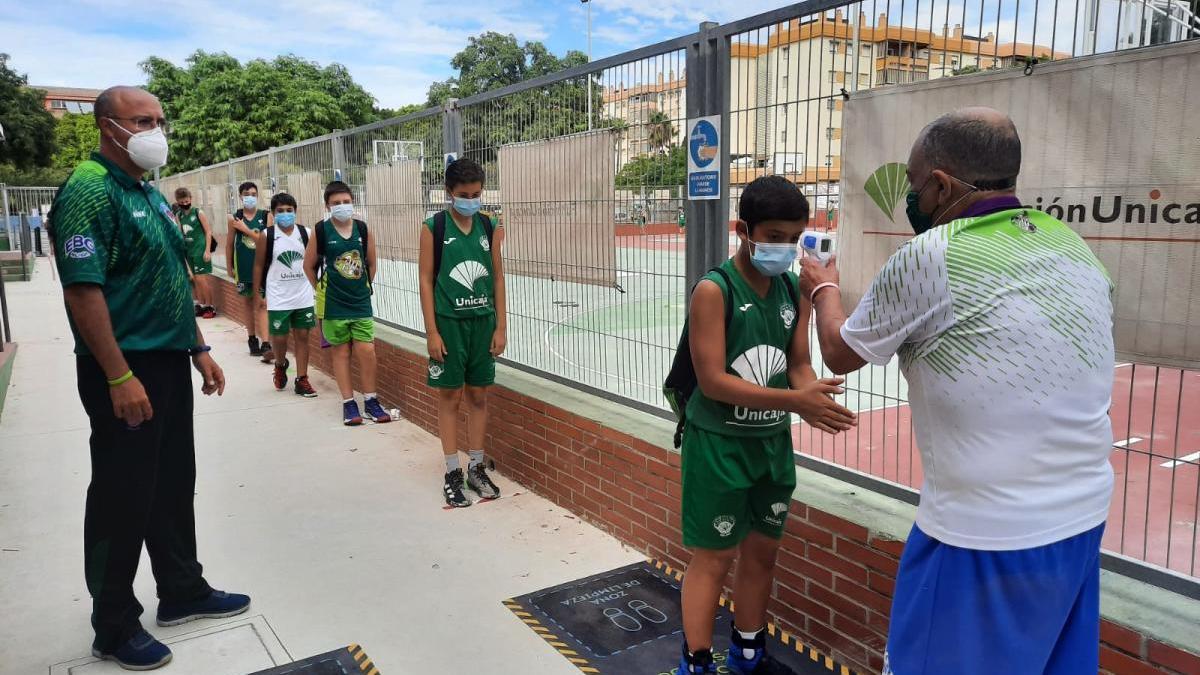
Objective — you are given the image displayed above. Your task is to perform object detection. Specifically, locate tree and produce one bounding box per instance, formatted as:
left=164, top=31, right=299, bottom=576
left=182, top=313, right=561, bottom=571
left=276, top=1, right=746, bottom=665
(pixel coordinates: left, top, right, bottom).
left=425, top=33, right=607, bottom=166
left=52, top=113, right=100, bottom=171
left=425, top=32, right=588, bottom=105
left=952, top=65, right=982, bottom=76
left=142, top=51, right=382, bottom=173
left=616, top=144, right=686, bottom=188
left=376, top=103, right=428, bottom=119
left=0, top=53, right=57, bottom=170
left=647, top=111, right=676, bottom=154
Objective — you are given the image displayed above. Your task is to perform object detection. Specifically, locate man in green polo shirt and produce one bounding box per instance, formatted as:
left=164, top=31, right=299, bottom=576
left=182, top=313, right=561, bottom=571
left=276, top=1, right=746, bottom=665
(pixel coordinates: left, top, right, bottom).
left=49, top=85, right=250, bottom=671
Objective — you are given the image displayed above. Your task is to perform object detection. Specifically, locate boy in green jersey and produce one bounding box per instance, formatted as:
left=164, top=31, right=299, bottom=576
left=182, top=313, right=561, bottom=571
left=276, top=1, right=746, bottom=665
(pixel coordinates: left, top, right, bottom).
left=173, top=187, right=216, bottom=318
left=227, top=181, right=271, bottom=358
left=418, top=158, right=506, bottom=507
left=677, top=176, right=856, bottom=674
left=303, top=181, right=391, bottom=426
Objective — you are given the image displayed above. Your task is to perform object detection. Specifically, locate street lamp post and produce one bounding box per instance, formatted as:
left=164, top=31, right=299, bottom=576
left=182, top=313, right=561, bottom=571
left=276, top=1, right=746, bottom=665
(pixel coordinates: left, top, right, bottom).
left=583, top=0, right=593, bottom=130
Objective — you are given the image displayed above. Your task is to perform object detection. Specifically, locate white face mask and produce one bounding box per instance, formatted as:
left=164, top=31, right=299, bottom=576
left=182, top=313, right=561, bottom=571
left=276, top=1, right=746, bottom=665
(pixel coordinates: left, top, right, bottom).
left=108, top=119, right=169, bottom=171
left=330, top=203, right=354, bottom=222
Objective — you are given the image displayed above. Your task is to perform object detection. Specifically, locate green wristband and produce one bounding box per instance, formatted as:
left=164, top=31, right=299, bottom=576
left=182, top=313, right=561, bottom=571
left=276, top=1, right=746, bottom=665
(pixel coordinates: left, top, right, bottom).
left=107, top=370, right=134, bottom=387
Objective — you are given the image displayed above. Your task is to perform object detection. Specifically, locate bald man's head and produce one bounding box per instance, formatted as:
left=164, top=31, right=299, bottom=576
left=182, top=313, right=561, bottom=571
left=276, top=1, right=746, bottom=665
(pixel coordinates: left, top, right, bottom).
left=95, top=85, right=167, bottom=174
left=909, top=107, right=1021, bottom=189
left=94, top=86, right=159, bottom=124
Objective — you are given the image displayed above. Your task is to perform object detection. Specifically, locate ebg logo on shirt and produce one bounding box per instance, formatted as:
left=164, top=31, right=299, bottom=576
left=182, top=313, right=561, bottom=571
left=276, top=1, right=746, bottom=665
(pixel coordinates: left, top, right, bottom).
left=64, top=234, right=96, bottom=259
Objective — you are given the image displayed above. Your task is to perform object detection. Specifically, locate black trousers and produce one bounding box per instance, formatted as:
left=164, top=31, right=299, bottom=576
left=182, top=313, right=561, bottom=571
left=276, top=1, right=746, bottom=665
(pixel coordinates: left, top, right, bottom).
left=77, top=351, right=212, bottom=651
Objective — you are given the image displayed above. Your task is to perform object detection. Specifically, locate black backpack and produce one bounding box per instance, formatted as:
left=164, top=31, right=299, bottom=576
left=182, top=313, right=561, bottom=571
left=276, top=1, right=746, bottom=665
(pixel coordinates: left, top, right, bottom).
left=315, top=218, right=370, bottom=281
left=432, top=210, right=495, bottom=279
left=258, top=224, right=309, bottom=291
left=662, top=268, right=801, bottom=448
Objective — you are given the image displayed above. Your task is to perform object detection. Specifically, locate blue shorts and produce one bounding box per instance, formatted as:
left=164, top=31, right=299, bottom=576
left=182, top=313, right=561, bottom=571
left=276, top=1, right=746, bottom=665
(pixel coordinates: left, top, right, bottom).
left=884, top=522, right=1104, bottom=675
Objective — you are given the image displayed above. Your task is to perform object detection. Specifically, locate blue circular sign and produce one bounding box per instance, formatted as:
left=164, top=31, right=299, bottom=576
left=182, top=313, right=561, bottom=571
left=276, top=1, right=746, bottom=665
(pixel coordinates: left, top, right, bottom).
left=689, top=120, right=718, bottom=169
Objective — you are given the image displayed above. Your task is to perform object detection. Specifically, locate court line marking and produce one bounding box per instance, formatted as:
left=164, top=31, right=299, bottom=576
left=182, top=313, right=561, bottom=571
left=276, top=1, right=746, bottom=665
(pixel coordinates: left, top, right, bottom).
left=1114, top=437, right=1144, bottom=449
left=1161, top=451, right=1200, bottom=469
left=541, top=296, right=673, bottom=391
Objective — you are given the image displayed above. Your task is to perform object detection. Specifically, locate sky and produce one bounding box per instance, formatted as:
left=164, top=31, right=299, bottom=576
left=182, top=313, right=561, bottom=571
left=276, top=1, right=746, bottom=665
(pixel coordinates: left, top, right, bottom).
left=0, top=0, right=793, bottom=109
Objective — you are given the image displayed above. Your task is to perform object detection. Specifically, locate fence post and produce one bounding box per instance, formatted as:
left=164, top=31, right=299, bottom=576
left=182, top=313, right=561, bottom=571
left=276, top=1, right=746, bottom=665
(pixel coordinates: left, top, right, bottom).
left=684, top=21, right=731, bottom=293
left=268, top=147, right=278, bottom=192
left=18, top=213, right=31, bottom=281
left=443, top=99, right=463, bottom=161
left=331, top=130, right=346, bottom=182
left=0, top=183, right=8, bottom=347
left=1, top=183, right=9, bottom=246
left=227, top=159, right=236, bottom=211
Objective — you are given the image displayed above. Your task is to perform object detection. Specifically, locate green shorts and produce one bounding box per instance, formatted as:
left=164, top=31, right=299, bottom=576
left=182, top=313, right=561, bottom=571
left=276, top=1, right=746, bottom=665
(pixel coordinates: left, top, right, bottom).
left=235, top=281, right=264, bottom=298
left=189, top=256, right=212, bottom=276
left=234, top=248, right=257, bottom=296
left=323, top=317, right=374, bottom=345
left=314, top=276, right=327, bottom=319
left=428, top=313, right=496, bottom=389
left=268, top=307, right=317, bottom=336
left=681, top=426, right=797, bottom=550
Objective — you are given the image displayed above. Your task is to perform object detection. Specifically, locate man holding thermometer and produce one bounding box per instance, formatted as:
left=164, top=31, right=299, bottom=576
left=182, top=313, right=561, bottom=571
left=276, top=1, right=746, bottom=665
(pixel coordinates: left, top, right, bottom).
left=800, top=107, right=1115, bottom=675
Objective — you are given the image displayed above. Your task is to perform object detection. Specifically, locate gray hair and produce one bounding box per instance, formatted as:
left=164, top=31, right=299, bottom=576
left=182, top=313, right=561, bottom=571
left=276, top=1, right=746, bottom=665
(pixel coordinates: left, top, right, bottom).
left=917, top=110, right=1021, bottom=189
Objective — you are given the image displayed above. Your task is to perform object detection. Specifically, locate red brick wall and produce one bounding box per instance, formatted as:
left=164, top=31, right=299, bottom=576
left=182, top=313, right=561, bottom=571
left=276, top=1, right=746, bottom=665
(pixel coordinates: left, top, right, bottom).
left=212, top=277, right=1199, bottom=675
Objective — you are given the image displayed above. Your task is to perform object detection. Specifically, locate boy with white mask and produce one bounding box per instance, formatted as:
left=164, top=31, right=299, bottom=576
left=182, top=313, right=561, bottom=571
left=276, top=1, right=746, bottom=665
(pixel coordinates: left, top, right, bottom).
left=419, top=158, right=506, bottom=507
left=673, top=176, right=855, bottom=675
left=253, top=192, right=317, bottom=397
left=303, top=181, right=391, bottom=426
left=227, top=181, right=271, bottom=358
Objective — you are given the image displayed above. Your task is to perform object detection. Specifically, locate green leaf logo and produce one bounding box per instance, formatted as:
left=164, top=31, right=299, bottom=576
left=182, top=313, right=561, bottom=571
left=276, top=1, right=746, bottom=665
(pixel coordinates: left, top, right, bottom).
left=865, top=162, right=911, bottom=222
left=276, top=250, right=303, bottom=268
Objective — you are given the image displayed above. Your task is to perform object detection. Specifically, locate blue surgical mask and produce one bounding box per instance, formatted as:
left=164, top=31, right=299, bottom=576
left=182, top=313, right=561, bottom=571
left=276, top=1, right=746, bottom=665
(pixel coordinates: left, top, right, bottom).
left=452, top=197, right=482, bottom=217
left=330, top=203, right=354, bottom=221
left=274, top=212, right=296, bottom=228
left=748, top=240, right=798, bottom=277
left=242, top=196, right=257, bottom=210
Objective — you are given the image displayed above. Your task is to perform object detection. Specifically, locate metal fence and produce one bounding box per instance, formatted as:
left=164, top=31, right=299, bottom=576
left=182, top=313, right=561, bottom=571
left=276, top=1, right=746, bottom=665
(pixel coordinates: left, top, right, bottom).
left=0, top=185, right=59, bottom=349
left=139, top=0, right=1198, bottom=588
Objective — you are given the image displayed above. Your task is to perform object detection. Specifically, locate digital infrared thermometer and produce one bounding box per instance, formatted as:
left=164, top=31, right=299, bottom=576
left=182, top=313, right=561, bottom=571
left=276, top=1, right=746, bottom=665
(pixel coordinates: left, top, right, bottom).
left=801, top=230, right=834, bottom=264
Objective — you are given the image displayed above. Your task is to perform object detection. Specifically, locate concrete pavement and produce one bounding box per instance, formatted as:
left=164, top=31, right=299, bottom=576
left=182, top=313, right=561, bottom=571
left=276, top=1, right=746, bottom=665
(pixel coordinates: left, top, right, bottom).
left=0, top=258, right=642, bottom=674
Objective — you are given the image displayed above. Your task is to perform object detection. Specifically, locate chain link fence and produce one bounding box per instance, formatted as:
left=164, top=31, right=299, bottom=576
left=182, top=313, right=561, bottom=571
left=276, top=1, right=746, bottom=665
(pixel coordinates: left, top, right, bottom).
left=124, top=0, right=1200, bottom=587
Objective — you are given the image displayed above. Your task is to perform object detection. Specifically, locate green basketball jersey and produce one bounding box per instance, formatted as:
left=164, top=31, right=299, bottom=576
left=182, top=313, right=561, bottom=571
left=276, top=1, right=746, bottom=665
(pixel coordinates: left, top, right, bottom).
left=231, top=206, right=265, bottom=251
left=425, top=211, right=496, bottom=319
left=318, top=218, right=373, bottom=320
left=233, top=208, right=267, bottom=281
left=177, top=207, right=205, bottom=261
left=685, top=259, right=799, bottom=436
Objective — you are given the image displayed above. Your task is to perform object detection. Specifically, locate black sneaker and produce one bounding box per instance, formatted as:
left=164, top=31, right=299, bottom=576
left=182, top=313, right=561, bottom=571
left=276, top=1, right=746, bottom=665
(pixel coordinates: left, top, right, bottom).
left=466, top=462, right=500, bottom=500
left=260, top=342, right=274, bottom=364
left=248, top=335, right=262, bottom=356
left=443, top=469, right=472, bottom=508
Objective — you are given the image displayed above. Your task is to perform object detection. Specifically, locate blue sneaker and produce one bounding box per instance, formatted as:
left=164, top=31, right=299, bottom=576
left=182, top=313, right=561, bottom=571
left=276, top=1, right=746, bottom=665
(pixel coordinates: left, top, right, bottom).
left=679, top=643, right=717, bottom=674
left=343, top=400, right=363, bottom=426
left=363, top=397, right=392, bottom=423
left=156, top=590, right=251, bottom=627
left=92, top=629, right=172, bottom=670
left=726, top=627, right=796, bottom=674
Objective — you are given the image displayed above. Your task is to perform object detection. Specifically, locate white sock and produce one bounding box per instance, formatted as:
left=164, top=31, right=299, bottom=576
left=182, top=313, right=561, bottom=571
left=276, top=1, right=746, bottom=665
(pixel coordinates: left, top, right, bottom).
left=364, top=392, right=377, bottom=401
left=736, top=626, right=763, bottom=659
left=738, top=628, right=762, bottom=641
left=343, top=397, right=355, bottom=404
left=468, top=449, right=485, bottom=469
left=445, top=454, right=461, bottom=472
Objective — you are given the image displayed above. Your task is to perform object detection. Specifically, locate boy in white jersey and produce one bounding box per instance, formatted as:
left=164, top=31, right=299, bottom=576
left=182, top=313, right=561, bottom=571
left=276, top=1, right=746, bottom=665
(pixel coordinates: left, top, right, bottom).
left=253, top=193, right=318, bottom=397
